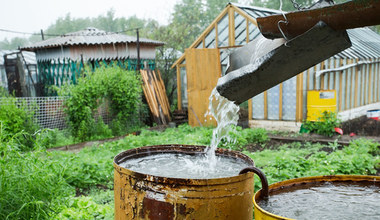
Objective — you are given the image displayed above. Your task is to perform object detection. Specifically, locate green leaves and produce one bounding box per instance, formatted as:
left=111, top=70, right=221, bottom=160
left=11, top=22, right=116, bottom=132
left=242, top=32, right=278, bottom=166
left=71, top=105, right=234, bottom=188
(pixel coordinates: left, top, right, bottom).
left=58, top=65, right=143, bottom=141
left=303, top=111, right=341, bottom=137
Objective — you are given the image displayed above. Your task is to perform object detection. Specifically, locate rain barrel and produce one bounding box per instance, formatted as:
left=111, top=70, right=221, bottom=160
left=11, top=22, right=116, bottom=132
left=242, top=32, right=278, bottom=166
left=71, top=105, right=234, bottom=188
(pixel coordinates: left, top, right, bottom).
left=253, top=175, right=380, bottom=220
left=113, top=145, right=260, bottom=219
left=307, top=90, right=336, bottom=121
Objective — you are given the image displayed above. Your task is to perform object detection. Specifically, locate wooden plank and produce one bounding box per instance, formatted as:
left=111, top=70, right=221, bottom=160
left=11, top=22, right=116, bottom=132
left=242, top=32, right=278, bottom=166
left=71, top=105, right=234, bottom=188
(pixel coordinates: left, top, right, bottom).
left=215, top=23, right=219, bottom=48
left=156, top=70, right=171, bottom=114
left=185, top=48, right=221, bottom=127
left=140, top=70, right=160, bottom=123
left=228, top=7, right=235, bottom=46
left=142, top=70, right=160, bottom=120
left=150, top=70, right=168, bottom=124
left=246, top=19, right=250, bottom=44
left=248, top=99, right=252, bottom=121
left=153, top=70, right=171, bottom=122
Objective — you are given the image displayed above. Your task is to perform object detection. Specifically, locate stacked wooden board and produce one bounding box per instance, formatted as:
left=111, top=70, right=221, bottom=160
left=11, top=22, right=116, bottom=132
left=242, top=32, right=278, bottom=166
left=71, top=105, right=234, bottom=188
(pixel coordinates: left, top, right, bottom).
left=140, top=69, right=171, bottom=125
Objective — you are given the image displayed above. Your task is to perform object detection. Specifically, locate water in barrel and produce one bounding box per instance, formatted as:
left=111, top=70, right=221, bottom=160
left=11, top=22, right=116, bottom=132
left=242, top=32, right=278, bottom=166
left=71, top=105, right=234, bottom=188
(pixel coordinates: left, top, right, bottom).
left=258, top=182, right=380, bottom=219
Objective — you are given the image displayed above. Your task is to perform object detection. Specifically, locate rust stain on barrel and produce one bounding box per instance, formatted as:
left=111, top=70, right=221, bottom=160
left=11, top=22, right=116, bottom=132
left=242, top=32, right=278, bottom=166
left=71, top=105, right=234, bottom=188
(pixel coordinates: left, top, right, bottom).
left=113, top=145, right=255, bottom=219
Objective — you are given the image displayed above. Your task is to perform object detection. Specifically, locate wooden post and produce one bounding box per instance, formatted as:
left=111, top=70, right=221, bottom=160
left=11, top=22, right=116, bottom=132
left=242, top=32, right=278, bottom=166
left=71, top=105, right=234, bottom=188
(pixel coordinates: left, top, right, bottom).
left=40, top=29, right=45, bottom=40
left=228, top=6, right=235, bottom=46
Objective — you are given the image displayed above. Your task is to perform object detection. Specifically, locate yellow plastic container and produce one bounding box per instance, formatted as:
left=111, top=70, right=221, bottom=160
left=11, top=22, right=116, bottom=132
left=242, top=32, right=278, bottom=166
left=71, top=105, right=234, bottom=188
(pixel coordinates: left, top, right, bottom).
left=253, top=175, right=380, bottom=220
left=307, top=90, right=336, bottom=121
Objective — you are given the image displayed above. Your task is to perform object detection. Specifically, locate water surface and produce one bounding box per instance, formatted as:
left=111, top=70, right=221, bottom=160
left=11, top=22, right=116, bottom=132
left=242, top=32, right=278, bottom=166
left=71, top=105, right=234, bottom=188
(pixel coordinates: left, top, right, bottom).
left=258, top=182, right=380, bottom=219
left=120, top=152, right=249, bottom=179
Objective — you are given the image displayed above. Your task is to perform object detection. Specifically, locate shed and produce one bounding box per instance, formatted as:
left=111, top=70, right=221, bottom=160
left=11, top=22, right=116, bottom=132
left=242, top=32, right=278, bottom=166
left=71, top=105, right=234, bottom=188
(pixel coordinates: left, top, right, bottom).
left=21, top=27, right=164, bottom=96
left=0, top=50, right=38, bottom=96
left=172, top=3, right=380, bottom=129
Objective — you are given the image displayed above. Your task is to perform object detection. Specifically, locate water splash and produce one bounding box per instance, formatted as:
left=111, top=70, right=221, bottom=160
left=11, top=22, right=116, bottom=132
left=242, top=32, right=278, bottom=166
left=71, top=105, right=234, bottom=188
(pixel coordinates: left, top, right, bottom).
left=205, top=88, right=240, bottom=169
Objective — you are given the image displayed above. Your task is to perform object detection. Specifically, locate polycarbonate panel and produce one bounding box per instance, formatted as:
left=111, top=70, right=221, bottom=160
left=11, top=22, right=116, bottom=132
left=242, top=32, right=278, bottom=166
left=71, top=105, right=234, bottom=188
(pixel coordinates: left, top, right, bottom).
left=180, top=67, right=188, bottom=108
left=196, top=42, right=203, bottom=49
left=350, top=65, right=356, bottom=108
left=252, top=92, right=265, bottom=119
left=282, top=76, right=297, bottom=120
left=218, top=14, right=229, bottom=47
left=220, top=49, right=230, bottom=75
left=205, top=27, right=216, bottom=48
left=248, top=22, right=261, bottom=41
left=303, top=70, right=308, bottom=119
left=357, top=66, right=362, bottom=106
left=267, top=84, right=280, bottom=120
left=234, top=12, right=247, bottom=45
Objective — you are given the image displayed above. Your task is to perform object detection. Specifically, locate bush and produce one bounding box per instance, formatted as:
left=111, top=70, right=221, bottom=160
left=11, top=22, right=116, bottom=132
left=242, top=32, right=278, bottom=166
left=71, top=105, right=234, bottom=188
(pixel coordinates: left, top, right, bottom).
left=0, top=96, right=39, bottom=149
left=59, top=65, right=143, bottom=141
left=303, top=111, right=341, bottom=137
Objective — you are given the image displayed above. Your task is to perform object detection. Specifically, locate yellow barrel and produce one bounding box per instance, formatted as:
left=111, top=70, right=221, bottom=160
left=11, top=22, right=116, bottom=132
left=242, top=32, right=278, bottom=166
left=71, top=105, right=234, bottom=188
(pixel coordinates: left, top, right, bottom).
left=113, top=145, right=255, bottom=219
left=253, top=175, right=380, bottom=220
left=307, top=90, right=336, bottom=121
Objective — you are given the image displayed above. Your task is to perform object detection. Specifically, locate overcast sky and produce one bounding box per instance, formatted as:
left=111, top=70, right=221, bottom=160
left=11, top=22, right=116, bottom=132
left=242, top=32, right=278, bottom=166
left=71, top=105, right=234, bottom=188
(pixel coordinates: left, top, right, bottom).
left=0, top=0, right=179, bottom=41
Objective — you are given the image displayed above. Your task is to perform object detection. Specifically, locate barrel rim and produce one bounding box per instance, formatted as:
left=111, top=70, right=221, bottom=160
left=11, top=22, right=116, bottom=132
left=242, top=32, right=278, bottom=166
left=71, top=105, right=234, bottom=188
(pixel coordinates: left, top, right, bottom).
left=253, top=175, right=380, bottom=220
left=113, top=144, right=255, bottom=185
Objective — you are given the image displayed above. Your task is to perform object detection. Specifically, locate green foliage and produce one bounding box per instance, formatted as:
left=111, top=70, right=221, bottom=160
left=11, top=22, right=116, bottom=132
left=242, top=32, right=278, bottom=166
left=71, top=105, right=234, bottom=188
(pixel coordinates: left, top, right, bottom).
left=248, top=138, right=379, bottom=191
left=36, top=129, right=74, bottom=149
left=0, top=96, right=39, bottom=149
left=0, top=132, right=74, bottom=219
left=2, top=124, right=379, bottom=219
left=302, top=111, right=341, bottom=137
left=53, top=196, right=113, bottom=220
left=59, top=65, right=143, bottom=141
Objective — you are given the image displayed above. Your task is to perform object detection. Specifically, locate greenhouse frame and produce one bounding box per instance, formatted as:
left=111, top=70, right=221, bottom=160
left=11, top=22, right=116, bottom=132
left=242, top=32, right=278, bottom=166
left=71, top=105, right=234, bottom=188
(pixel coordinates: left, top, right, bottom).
left=172, top=3, right=380, bottom=128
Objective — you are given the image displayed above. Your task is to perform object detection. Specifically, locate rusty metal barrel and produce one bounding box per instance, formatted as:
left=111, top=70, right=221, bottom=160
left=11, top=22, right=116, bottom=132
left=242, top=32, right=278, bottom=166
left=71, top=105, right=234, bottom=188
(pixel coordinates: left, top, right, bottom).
left=253, top=175, right=380, bottom=220
left=113, top=144, right=258, bottom=219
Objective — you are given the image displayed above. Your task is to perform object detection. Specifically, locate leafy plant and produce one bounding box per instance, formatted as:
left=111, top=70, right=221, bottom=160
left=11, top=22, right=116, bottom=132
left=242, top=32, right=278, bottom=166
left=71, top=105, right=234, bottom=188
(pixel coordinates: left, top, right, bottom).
left=0, top=130, right=74, bottom=219
left=53, top=196, right=113, bottom=220
left=303, top=111, right=341, bottom=137
left=58, top=65, right=143, bottom=141
left=0, top=96, right=39, bottom=150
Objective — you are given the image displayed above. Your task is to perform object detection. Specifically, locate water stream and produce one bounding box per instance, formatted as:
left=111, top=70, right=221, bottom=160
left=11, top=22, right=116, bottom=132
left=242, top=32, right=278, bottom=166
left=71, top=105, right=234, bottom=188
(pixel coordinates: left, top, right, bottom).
left=204, top=88, right=240, bottom=170
left=120, top=88, right=245, bottom=179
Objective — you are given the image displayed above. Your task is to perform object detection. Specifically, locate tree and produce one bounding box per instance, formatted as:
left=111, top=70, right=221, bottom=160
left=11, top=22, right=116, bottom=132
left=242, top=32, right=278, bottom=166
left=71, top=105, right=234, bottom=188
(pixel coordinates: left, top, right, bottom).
left=0, top=37, right=29, bottom=50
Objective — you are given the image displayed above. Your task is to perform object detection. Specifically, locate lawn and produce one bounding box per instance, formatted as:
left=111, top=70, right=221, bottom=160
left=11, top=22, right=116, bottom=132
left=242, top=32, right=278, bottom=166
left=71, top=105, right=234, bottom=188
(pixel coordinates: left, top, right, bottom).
left=1, top=124, right=379, bottom=219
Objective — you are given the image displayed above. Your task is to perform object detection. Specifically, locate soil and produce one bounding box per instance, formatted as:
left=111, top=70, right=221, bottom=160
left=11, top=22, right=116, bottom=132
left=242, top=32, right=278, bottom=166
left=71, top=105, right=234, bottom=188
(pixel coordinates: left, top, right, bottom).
left=341, top=116, right=380, bottom=136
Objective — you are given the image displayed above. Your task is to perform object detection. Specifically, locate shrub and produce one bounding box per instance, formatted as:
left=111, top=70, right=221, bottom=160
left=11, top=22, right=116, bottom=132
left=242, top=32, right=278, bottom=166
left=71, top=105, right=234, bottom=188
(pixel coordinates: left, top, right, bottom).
left=303, top=111, right=341, bottom=137
left=59, top=65, right=143, bottom=141
left=0, top=96, right=39, bottom=149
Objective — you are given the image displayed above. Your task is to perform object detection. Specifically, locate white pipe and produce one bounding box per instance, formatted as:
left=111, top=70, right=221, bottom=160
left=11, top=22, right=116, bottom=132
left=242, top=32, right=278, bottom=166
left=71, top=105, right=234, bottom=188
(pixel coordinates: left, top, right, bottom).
left=315, top=59, right=380, bottom=78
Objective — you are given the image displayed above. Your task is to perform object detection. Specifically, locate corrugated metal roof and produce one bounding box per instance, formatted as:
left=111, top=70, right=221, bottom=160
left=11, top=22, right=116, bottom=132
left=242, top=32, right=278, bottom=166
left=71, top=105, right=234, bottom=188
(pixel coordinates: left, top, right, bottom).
left=232, top=3, right=283, bottom=18
left=234, top=3, right=380, bottom=59
left=0, top=50, right=37, bottom=65
left=21, top=27, right=164, bottom=50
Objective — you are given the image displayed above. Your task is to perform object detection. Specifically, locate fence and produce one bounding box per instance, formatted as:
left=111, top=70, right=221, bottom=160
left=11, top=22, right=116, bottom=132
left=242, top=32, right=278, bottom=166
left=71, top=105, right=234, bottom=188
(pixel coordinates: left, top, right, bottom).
left=0, top=96, right=112, bottom=130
